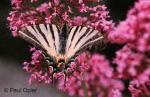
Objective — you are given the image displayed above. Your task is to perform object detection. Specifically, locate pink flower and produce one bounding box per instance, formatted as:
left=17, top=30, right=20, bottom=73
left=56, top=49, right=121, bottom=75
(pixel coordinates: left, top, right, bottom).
left=129, top=78, right=150, bottom=97
left=57, top=53, right=124, bottom=97
left=31, top=0, right=38, bottom=3
left=8, top=0, right=113, bottom=36
left=108, top=0, right=150, bottom=52
left=110, top=0, right=150, bottom=80
left=108, top=0, right=150, bottom=96
left=71, top=16, right=87, bottom=26
left=113, top=45, right=147, bottom=78
left=36, top=3, right=50, bottom=12
left=109, top=89, right=123, bottom=97
left=8, top=0, right=113, bottom=87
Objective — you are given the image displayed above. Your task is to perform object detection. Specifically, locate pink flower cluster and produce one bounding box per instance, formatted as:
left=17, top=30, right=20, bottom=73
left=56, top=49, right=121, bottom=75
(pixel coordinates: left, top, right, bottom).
left=23, top=50, right=124, bottom=97
left=8, top=1, right=116, bottom=97
left=113, top=45, right=150, bottom=79
left=8, top=0, right=150, bottom=97
left=57, top=53, right=124, bottom=97
left=23, top=47, right=78, bottom=85
left=108, top=0, right=150, bottom=96
left=129, top=66, right=150, bottom=97
left=7, top=0, right=112, bottom=36
left=108, top=0, right=150, bottom=52
left=23, top=48, right=53, bottom=84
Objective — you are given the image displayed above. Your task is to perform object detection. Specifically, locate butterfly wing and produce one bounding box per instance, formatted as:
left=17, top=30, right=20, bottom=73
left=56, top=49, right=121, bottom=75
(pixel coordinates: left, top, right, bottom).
left=65, top=26, right=104, bottom=62
left=18, top=24, right=61, bottom=62
left=18, top=24, right=104, bottom=64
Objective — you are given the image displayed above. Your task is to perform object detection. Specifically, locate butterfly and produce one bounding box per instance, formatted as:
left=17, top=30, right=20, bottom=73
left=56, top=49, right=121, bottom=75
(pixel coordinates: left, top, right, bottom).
left=18, top=24, right=104, bottom=74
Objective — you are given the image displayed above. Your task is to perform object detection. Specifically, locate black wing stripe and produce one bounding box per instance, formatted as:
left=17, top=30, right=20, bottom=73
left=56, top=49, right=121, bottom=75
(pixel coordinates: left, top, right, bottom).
left=49, top=25, right=55, bottom=41
left=72, top=36, right=103, bottom=59
left=68, top=26, right=79, bottom=50
left=36, top=25, right=50, bottom=47
left=52, top=24, right=60, bottom=54
left=66, top=27, right=104, bottom=60
left=49, top=25, right=57, bottom=52
left=66, top=26, right=78, bottom=52
left=74, top=27, right=90, bottom=47
left=59, top=24, right=68, bottom=54
left=19, top=28, right=41, bottom=44
left=69, top=26, right=87, bottom=50
left=65, top=26, right=88, bottom=60
left=18, top=24, right=61, bottom=62
left=82, top=36, right=103, bottom=47
left=29, top=25, right=50, bottom=50
left=87, top=29, right=94, bottom=36
left=18, top=30, right=45, bottom=50
left=45, top=24, right=56, bottom=49
left=74, top=30, right=100, bottom=52
left=71, top=26, right=79, bottom=42
left=38, top=24, right=58, bottom=56
left=76, top=35, right=104, bottom=52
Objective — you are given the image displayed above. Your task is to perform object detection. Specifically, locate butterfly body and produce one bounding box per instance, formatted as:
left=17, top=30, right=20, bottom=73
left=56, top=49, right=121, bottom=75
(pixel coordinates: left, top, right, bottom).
left=18, top=23, right=104, bottom=73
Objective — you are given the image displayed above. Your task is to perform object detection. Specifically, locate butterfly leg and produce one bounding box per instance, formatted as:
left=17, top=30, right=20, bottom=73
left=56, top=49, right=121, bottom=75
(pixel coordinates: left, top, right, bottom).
left=51, top=72, right=54, bottom=84
left=63, top=70, right=67, bottom=88
left=42, top=53, right=55, bottom=84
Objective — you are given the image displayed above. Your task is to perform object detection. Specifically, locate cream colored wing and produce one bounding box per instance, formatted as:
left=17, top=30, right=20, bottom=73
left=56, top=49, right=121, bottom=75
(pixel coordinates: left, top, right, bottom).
left=18, top=24, right=61, bottom=60
left=65, top=26, right=104, bottom=62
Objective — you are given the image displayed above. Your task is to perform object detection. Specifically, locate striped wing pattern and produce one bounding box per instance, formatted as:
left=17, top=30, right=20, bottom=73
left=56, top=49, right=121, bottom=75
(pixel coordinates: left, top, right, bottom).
left=18, top=24, right=104, bottom=63
left=18, top=24, right=60, bottom=60
left=65, top=26, right=104, bottom=61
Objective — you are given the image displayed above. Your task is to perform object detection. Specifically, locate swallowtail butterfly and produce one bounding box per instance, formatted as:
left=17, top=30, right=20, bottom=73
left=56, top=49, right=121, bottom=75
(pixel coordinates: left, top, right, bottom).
left=18, top=24, right=104, bottom=73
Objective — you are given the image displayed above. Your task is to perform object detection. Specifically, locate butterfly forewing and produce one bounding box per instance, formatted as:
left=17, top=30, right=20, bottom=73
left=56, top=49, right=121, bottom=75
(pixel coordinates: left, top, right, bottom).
left=65, top=26, right=104, bottom=62
left=18, top=24, right=60, bottom=60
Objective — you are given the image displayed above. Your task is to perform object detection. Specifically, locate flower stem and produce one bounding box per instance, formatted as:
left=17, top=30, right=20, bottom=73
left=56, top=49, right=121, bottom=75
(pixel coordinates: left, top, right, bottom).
left=82, top=80, right=89, bottom=97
